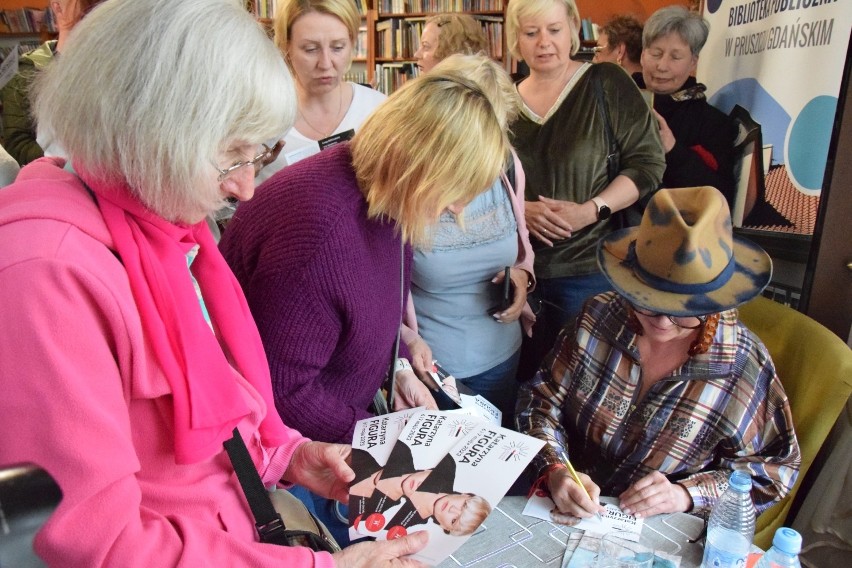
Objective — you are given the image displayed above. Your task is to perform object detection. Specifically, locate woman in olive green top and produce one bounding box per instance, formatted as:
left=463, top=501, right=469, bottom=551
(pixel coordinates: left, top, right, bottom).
left=506, top=0, right=665, bottom=381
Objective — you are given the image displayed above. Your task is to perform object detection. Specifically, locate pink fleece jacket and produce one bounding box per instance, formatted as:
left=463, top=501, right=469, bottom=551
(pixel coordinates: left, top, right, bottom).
left=0, top=159, right=335, bottom=567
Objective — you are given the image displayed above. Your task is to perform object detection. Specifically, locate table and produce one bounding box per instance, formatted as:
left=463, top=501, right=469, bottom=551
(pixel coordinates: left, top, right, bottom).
left=436, top=496, right=706, bottom=568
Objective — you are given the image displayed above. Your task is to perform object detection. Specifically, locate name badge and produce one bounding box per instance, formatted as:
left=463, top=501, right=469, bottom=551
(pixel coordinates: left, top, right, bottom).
left=318, top=129, right=355, bottom=151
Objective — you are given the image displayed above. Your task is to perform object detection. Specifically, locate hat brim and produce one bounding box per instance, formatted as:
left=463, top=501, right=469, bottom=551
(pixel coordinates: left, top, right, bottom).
left=597, top=227, right=772, bottom=317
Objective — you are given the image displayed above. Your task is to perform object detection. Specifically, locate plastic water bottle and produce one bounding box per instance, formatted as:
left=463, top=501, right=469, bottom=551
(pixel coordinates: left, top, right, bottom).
left=701, top=470, right=756, bottom=568
left=754, top=528, right=802, bottom=568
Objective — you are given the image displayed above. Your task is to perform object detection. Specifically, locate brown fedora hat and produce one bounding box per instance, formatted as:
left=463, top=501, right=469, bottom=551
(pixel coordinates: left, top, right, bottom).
left=597, top=186, right=772, bottom=316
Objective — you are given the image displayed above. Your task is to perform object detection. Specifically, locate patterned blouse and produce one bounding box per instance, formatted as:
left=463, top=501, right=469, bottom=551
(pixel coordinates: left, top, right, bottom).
left=517, top=292, right=800, bottom=514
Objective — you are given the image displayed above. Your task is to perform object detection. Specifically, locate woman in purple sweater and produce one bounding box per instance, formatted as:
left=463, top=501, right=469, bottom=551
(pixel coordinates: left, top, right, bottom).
left=220, top=54, right=516, bottom=542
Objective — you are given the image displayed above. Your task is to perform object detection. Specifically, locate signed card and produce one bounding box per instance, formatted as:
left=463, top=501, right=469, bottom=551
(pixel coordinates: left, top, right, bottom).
left=524, top=494, right=644, bottom=540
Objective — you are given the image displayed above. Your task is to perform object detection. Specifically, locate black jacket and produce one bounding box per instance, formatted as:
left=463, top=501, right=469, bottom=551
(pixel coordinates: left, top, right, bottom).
left=634, top=74, right=738, bottom=206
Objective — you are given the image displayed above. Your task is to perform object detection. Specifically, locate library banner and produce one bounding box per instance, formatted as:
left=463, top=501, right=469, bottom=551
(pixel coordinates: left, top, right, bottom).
left=699, top=0, right=851, bottom=234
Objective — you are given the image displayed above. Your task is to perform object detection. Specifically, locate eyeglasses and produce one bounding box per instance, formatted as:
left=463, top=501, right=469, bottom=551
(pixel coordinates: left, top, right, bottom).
left=592, top=44, right=610, bottom=53
left=631, top=306, right=708, bottom=329
left=215, top=144, right=274, bottom=182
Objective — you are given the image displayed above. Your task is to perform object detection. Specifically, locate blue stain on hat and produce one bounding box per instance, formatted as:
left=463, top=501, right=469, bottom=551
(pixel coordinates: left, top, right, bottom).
left=597, top=186, right=772, bottom=317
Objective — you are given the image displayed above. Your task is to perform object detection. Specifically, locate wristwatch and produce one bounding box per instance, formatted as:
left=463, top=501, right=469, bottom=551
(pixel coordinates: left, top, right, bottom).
left=591, top=196, right=612, bottom=221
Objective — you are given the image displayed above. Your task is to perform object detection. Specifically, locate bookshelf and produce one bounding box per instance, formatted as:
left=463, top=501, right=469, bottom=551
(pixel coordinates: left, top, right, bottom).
left=0, top=2, right=56, bottom=47
left=368, top=1, right=508, bottom=95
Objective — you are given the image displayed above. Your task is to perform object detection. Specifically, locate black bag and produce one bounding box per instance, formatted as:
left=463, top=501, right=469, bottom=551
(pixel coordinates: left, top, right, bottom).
left=224, top=429, right=341, bottom=553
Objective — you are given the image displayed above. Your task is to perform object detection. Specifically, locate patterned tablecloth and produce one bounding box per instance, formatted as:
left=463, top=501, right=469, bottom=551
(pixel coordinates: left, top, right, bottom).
left=436, top=495, right=706, bottom=568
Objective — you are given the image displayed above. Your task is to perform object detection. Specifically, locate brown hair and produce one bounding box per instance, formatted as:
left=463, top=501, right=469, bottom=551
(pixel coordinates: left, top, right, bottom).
left=426, top=13, right=488, bottom=61
left=600, top=15, right=643, bottom=65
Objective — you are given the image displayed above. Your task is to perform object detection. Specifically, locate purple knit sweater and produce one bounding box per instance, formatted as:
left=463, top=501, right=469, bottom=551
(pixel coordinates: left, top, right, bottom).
left=220, top=144, right=411, bottom=443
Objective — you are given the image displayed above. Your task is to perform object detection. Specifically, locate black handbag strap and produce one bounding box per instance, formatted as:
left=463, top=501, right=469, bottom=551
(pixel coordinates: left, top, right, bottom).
left=592, top=67, right=620, bottom=183
left=223, top=428, right=289, bottom=545
left=378, top=239, right=405, bottom=411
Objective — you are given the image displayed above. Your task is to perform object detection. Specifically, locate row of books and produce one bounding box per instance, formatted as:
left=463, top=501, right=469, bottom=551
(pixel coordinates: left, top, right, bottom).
left=377, top=0, right=504, bottom=15
left=580, top=17, right=599, bottom=42
left=247, top=0, right=367, bottom=19
left=375, top=16, right=502, bottom=60
left=0, top=8, right=55, bottom=35
left=344, top=68, right=369, bottom=85
left=353, top=25, right=369, bottom=59
left=374, top=62, right=419, bottom=95
left=248, top=0, right=277, bottom=19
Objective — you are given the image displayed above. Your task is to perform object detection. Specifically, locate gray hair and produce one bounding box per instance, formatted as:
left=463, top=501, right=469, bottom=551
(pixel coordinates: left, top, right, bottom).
left=34, top=0, right=297, bottom=222
left=642, top=5, right=709, bottom=57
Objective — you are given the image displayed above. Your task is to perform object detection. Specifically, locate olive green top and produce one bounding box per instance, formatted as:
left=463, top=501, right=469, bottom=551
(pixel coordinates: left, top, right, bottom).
left=510, top=62, right=664, bottom=279
left=1, top=41, right=55, bottom=165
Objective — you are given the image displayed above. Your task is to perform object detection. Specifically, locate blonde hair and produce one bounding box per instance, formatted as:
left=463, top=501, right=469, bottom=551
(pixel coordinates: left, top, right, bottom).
left=506, top=0, right=581, bottom=60
left=429, top=53, right=518, bottom=129
left=426, top=13, right=489, bottom=61
left=350, top=54, right=512, bottom=246
left=274, top=0, right=360, bottom=56
left=34, top=0, right=296, bottom=222
left=446, top=494, right=492, bottom=536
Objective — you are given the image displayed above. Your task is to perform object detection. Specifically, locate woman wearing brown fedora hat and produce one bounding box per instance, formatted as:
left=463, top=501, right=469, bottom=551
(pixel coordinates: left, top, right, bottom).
left=517, top=186, right=800, bottom=521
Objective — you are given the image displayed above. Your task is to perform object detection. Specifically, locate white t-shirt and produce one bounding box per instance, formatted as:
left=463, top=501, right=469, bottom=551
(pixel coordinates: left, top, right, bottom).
left=255, top=82, right=386, bottom=185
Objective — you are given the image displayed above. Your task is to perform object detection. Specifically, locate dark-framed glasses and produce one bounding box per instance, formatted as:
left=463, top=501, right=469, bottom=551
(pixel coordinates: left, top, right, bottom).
left=632, top=306, right=708, bottom=329
left=216, top=144, right=274, bottom=182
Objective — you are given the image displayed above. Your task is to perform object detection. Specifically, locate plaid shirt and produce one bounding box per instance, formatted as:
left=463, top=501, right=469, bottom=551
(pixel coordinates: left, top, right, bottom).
left=517, top=292, right=800, bottom=514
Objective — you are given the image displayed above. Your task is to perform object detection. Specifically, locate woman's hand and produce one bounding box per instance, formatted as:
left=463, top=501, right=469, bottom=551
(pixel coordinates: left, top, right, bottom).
left=393, top=369, right=438, bottom=411
left=618, top=471, right=692, bottom=518
left=653, top=111, right=676, bottom=153
left=524, top=199, right=573, bottom=246
left=405, top=336, right=433, bottom=375
left=333, top=531, right=429, bottom=568
left=547, top=467, right=605, bottom=518
left=259, top=139, right=285, bottom=170
left=490, top=268, right=530, bottom=323
left=283, top=442, right=353, bottom=503
left=537, top=196, right=597, bottom=235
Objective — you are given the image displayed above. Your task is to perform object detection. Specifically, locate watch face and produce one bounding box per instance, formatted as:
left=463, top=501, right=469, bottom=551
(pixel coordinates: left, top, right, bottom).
left=599, top=205, right=612, bottom=220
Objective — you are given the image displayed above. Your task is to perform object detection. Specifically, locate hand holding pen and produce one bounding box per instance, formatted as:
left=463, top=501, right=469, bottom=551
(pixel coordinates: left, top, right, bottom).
left=549, top=450, right=605, bottom=520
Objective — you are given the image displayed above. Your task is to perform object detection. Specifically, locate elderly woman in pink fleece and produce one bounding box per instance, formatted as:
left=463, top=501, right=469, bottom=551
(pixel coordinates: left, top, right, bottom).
left=0, top=0, right=428, bottom=566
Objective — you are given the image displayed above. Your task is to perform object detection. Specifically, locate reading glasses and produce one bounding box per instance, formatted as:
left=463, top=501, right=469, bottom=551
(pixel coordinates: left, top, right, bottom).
left=632, top=306, right=708, bottom=329
left=216, top=144, right=274, bottom=182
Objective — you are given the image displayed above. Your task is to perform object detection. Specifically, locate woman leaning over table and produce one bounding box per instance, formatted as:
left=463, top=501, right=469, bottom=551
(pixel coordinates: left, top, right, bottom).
left=220, top=56, right=514, bottom=544
left=402, top=55, right=535, bottom=425
left=506, top=0, right=665, bottom=381
left=255, top=0, right=386, bottom=181
left=0, top=0, right=427, bottom=566
left=517, top=186, right=800, bottom=520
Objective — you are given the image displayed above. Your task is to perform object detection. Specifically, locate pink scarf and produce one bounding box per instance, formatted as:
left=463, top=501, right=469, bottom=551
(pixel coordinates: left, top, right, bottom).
left=79, top=167, right=289, bottom=464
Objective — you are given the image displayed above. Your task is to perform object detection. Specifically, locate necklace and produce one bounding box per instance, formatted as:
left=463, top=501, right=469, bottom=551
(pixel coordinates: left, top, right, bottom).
left=299, top=85, right=345, bottom=140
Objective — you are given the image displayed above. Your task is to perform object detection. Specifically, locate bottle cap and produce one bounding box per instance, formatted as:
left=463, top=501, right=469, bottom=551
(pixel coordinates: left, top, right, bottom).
left=729, top=470, right=753, bottom=492
left=772, top=527, right=802, bottom=555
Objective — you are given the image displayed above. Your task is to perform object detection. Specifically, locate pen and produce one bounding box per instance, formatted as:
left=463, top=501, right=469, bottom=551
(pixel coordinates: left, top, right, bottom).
left=556, top=449, right=603, bottom=522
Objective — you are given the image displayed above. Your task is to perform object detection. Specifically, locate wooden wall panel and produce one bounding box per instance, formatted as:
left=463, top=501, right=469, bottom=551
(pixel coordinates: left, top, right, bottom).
left=575, top=0, right=690, bottom=25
